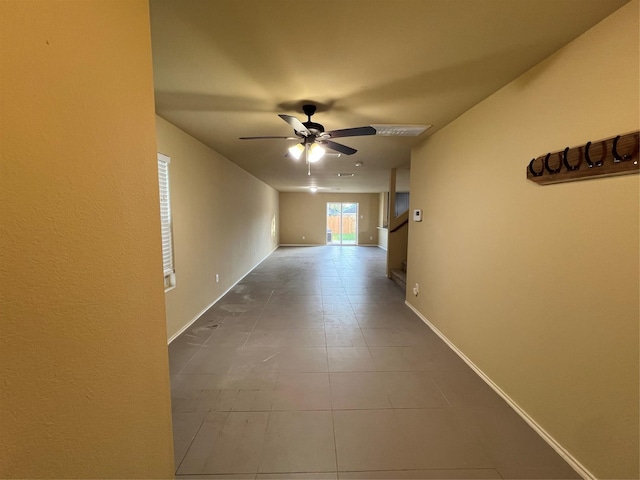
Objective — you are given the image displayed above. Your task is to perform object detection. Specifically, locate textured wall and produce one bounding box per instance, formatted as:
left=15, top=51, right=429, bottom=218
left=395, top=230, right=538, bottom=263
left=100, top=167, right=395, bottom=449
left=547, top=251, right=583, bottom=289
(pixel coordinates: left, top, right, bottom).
left=0, top=1, right=174, bottom=477
left=156, top=117, right=280, bottom=341
left=279, top=193, right=380, bottom=245
left=407, top=2, right=639, bottom=478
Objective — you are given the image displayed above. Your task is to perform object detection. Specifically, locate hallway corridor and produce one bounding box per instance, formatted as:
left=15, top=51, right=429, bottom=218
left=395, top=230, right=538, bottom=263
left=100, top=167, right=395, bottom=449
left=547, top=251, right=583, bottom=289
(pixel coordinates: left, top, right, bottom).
left=169, top=247, right=579, bottom=479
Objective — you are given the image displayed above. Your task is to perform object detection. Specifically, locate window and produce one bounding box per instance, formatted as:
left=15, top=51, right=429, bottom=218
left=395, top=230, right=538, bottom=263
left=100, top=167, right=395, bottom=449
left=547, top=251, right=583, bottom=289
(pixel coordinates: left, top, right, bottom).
left=157, top=153, right=175, bottom=290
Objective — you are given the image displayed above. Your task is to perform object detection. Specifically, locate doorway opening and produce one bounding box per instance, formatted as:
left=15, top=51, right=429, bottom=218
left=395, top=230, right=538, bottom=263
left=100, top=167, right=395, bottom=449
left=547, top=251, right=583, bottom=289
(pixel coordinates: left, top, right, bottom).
left=327, top=202, right=358, bottom=245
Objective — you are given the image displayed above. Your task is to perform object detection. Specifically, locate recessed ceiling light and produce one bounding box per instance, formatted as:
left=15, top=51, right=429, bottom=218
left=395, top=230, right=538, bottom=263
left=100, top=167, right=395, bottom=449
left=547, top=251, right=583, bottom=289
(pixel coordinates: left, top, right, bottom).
left=337, top=173, right=354, bottom=177
left=372, top=124, right=432, bottom=136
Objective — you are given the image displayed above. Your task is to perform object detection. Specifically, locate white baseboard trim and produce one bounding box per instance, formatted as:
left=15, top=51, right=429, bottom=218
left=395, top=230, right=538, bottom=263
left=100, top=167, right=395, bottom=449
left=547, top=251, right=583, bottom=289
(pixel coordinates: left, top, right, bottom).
left=279, top=244, right=379, bottom=247
left=404, top=300, right=593, bottom=480
left=377, top=245, right=387, bottom=251
left=167, top=246, right=278, bottom=344
left=279, top=243, right=325, bottom=247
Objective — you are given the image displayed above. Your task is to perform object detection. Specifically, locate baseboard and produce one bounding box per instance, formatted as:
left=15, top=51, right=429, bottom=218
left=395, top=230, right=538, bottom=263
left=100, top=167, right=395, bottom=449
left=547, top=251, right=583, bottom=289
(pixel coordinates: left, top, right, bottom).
left=377, top=245, right=387, bottom=251
left=167, top=246, right=278, bottom=344
left=404, top=300, right=593, bottom=480
left=279, top=244, right=379, bottom=247
left=278, top=243, right=325, bottom=247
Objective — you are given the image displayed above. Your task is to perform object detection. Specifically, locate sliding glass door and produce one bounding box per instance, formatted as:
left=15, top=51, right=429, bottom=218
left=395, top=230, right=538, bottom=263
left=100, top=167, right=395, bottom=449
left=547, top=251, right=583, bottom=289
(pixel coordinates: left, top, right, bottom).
left=326, top=202, right=358, bottom=245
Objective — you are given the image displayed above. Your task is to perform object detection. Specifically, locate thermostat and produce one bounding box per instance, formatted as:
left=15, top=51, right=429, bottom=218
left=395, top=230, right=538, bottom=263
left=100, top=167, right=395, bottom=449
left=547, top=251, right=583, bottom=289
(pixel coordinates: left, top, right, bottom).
left=413, top=209, right=422, bottom=222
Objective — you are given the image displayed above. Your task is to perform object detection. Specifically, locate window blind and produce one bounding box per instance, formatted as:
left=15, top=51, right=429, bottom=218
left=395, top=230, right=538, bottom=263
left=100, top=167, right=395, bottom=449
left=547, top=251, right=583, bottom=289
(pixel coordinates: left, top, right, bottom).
left=157, top=153, right=174, bottom=277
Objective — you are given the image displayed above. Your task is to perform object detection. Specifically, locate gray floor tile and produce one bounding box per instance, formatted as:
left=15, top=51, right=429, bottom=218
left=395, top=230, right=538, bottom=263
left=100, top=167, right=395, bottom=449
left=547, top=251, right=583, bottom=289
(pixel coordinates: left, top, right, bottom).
left=225, top=347, right=284, bottom=375
left=368, top=346, right=434, bottom=371
left=171, top=373, right=226, bottom=412
left=378, top=371, right=450, bottom=408
left=258, top=474, right=337, bottom=479
left=181, top=347, right=244, bottom=374
left=323, top=303, right=356, bottom=315
left=246, top=328, right=326, bottom=348
left=269, top=294, right=323, bottom=305
left=272, top=373, right=332, bottom=410
left=330, top=372, right=392, bottom=409
left=178, top=411, right=269, bottom=475
left=322, top=295, right=351, bottom=304
left=459, top=407, right=578, bottom=474
left=496, top=466, right=581, bottom=479
left=356, top=313, right=421, bottom=329
left=361, top=327, right=429, bottom=347
left=431, top=368, right=508, bottom=408
left=263, top=303, right=324, bottom=316
left=328, top=347, right=376, bottom=372
left=170, top=246, right=577, bottom=479
left=333, top=409, right=419, bottom=471
left=172, top=411, right=207, bottom=471
left=325, top=329, right=367, bottom=347
left=175, top=474, right=256, bottom=479
left=258, top=411, right=337, bottom=473
left=206, top=329, right=252, bottom=347
left=253, top=347, right=329, bottom=373
left=258, top=314, right=325, bottom=329
left=220, top=316, right=259, bottom=332
left=338, top=469, right=502, bottom=479
left=395, top=408, right=493, bottom=469
left=323, top=314, right=360, bottom=329
left=212, top=372, right=279, bottom=412
left=169, top=336, right=207, bottom=375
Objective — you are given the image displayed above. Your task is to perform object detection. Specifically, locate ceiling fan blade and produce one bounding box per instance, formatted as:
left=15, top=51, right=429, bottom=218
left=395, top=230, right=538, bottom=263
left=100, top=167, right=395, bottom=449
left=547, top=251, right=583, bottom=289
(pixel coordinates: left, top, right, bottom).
left=278, top=114, right=310, bottom=136
left=325, top=126, right=376, bottom=138
left=239, top=136, right=298, bottom=140
left=322, top=140, right=357, bottom=155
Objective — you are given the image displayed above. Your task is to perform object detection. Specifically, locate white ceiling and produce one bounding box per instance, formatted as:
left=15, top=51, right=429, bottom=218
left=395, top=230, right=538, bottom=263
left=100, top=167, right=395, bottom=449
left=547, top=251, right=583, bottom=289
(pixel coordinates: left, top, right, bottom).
left=149, top=0, right=627, bottom=193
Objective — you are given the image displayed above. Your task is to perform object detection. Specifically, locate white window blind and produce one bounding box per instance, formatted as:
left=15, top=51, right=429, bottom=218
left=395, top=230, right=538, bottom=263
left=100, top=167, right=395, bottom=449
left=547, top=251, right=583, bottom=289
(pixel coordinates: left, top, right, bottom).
left=157, top=153, right=174, bottom=278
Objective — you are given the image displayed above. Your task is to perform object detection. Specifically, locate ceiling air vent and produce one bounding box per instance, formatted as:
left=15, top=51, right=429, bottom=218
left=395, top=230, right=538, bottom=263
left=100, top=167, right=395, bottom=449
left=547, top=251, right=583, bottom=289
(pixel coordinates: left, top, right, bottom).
left=372, top=125, right=431, bottom=136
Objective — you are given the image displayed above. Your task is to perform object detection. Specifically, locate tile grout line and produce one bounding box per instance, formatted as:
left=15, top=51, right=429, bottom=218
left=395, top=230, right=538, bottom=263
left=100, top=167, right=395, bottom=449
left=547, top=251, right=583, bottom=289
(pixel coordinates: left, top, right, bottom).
left=240, top=289, right=275, bottom=349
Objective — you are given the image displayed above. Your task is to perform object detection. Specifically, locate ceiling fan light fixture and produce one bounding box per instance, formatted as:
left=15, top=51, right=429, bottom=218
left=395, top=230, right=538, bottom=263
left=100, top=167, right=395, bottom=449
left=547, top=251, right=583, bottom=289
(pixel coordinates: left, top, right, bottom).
left=288, top=143, right=304, bottom=160
left=372, top=124, right=432, bottom=136
left=308, top=144, right=325, bottom=163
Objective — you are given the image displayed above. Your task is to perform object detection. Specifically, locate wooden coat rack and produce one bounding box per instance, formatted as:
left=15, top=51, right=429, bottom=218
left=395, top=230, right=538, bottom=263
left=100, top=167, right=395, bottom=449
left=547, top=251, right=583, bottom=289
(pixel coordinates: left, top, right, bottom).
left=526, top=131, right=639, bottom=185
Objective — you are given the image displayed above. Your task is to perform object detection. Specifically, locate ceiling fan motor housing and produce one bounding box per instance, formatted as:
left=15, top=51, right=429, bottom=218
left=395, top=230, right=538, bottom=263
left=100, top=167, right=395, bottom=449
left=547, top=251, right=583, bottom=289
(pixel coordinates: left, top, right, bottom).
left=301, top=104, right=324, bottom=136
left=302, top=121, right=324, bottom=135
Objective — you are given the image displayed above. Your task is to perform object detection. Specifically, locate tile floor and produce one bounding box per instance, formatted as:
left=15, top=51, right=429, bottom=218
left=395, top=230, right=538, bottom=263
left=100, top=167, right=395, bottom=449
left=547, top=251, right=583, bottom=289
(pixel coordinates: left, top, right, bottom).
left=169, top=246, right=581, bottom=480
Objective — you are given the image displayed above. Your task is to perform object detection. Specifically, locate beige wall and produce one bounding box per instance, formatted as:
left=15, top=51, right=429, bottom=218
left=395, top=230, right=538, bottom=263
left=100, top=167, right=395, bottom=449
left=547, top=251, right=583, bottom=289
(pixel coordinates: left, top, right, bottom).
left=156, top=117, right=279, bottom=341
left=0, top=2, right=174, bottom=478
left=407, top=2, right=639, bottom=478
left=279, top=193, right=379, bottom=245
left=377, top=228, right=389, bottom=250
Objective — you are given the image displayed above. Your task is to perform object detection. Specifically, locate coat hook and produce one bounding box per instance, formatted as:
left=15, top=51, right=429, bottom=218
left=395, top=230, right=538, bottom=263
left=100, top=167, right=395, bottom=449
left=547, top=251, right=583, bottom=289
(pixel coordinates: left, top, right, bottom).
left=562, top=146, right=580, bottom=171
left=528, top=157, right=544, bottom=177
left=584, top=141, right=603, bottom=168
left=612, top=135, right=632, bottom=162
left=544, top=152, right=561, bottom=174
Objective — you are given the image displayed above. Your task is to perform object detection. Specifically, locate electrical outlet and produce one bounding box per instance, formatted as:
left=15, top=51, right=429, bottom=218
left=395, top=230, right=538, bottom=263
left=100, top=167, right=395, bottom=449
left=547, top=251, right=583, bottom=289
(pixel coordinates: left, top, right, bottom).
left=369, top=236, right=373, bottom=241
left=302, top=235, right=305, bottom=240
left=215, top=274, right=220, bottom=283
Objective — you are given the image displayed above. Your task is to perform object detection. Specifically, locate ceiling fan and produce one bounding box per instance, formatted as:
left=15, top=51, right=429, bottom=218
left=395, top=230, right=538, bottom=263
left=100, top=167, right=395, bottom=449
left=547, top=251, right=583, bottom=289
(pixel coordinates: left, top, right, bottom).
left=239, top=104, right=376, bottom=175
